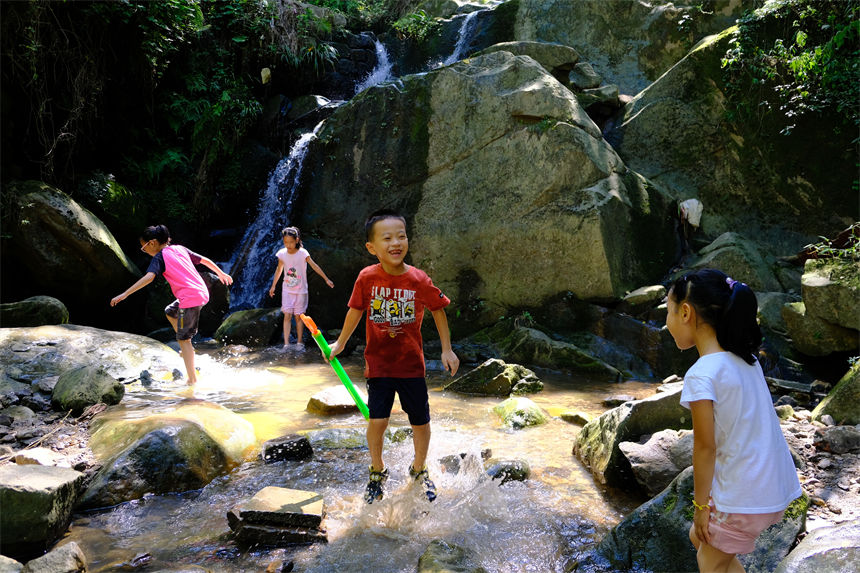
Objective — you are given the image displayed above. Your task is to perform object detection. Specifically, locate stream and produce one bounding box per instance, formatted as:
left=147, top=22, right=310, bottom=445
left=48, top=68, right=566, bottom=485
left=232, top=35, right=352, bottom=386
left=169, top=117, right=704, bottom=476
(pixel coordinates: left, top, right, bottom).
left=61, top=348, right=657, bottom=571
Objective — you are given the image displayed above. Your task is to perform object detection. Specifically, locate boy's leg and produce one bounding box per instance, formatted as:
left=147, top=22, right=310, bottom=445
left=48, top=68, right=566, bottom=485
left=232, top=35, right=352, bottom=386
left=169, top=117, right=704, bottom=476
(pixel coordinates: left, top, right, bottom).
left=411, top=422, right=431, bottom=470
left=367, top=417, right=389, bottom=471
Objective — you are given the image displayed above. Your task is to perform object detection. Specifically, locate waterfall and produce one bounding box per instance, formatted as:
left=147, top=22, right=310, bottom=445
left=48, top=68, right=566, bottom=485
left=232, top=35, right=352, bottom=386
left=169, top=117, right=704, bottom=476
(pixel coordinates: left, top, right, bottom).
left=227, top=122, right=324, bottom=311
left=355, top=39, right=393, bottom=94
left=441, top=10, right=481, bottom=67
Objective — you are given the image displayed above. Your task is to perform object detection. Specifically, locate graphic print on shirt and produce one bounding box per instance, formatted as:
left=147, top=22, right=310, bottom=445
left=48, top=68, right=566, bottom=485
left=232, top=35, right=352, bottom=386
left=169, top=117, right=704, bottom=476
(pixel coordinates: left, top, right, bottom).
left=368, top=285, right=416, bottom=337
left=284, top=267, right=300, bottom=288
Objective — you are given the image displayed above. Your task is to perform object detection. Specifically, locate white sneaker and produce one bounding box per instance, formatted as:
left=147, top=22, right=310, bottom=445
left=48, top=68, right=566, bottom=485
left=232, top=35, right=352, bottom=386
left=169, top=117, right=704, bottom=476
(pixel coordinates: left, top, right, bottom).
left=295, top=343, right=306, bottom=351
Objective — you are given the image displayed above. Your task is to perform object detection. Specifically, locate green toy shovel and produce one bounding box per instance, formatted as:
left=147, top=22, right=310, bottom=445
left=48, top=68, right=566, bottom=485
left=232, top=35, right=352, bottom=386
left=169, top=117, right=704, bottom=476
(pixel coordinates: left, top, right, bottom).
left=299, top=313, right=370, bottom=419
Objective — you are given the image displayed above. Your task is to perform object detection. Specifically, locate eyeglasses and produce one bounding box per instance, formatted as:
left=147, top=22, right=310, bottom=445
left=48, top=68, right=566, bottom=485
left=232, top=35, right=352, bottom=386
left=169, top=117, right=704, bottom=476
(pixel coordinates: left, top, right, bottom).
left=140, top=240, right=153, bottom=252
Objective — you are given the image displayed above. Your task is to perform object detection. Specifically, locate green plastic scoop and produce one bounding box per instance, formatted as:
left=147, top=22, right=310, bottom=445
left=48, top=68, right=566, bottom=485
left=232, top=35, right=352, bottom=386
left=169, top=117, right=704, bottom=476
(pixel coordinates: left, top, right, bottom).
left=300, top=313, right=370, bottom=419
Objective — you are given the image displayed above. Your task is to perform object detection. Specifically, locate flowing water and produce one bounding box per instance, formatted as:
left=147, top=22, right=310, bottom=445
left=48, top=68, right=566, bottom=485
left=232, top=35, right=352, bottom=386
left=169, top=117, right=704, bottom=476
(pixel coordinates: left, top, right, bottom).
left=63, top=349, right=657, bottom=571
left=227, top=122, right=325, bottom=311
left=355, top=40, right=394, bottom=94
left=439, top=10, right=482, bottom=67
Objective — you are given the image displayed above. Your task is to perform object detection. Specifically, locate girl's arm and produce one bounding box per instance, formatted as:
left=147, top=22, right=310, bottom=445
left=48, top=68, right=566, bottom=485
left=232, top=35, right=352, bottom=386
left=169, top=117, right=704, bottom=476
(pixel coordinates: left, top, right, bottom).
left=327, top=308, right=363, bottom=358
left=110, top=272, right=156, bottom=306
left=269, top=261, right=284, bottom=297
left=306, top=256, right=334, bottom=288
left=431, top=308, right=459, bottom=376
left=690, top=399, right=716, bottom=546
left=199, top=256, right=234, bottom=285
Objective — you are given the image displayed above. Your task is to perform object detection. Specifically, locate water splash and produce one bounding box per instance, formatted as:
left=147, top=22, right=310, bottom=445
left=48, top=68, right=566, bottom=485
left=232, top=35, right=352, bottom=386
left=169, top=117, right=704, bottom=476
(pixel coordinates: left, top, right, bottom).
left=227, top=122, right=324, bottom=311
left=355, top=39, right=393, bottom=94
left=441, top=10, right=481, bottom=67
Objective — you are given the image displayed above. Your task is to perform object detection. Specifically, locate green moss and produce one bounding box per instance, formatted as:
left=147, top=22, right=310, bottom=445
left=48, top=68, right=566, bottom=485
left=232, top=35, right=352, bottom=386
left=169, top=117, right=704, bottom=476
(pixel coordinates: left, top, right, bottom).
left=783, top=492, right=810, bottom=520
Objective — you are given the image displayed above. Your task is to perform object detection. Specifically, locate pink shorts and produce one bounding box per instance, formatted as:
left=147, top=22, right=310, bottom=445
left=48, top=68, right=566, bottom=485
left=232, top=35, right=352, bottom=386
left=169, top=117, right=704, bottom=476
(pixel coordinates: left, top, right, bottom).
left=281, top=293, right=308, bottom=315
left=708, top=504, right=785, bottom=554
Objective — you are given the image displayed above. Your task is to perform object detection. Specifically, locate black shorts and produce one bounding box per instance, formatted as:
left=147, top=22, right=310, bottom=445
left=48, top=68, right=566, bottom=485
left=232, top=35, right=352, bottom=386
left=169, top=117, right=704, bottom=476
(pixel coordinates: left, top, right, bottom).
left=164, top=301, right=201, bottom=341
left=367, top=377, right=430, bottom=426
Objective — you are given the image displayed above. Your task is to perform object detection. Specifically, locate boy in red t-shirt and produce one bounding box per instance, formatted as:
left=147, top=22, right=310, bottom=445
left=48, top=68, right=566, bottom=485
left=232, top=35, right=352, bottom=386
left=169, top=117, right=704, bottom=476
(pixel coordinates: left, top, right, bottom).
left=327, top=209, right=459, bottom=503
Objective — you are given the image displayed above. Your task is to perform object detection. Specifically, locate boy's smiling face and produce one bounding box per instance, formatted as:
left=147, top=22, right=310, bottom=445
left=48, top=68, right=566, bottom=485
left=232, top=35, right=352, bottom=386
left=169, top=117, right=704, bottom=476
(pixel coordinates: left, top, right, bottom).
left=366, top=217, right=408, bottom=274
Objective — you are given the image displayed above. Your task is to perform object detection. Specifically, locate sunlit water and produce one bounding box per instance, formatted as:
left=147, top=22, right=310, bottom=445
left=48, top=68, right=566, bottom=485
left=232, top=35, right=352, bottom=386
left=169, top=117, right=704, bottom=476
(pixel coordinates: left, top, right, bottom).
left=63, top=349, right=657, bottom=571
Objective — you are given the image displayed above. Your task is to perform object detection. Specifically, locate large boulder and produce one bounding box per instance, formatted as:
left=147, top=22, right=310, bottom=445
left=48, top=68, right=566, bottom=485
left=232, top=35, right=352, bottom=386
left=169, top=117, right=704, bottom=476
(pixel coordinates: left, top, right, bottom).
left=0, top=464, right=85, bottom=560
left=512, top=0, right=746, bottom=94
left=573, top=386, right=691, bottom=488
left=474, top=40, right=580, bottom=80
left=20, top=542, right=87, bottom=573
left=811, top=362, right=860, bottom=425
left=492, top=396, right=547, bottom=428
left=690, top=232, right=783, bottom=293
left=297, top=50, right=677, bottom=329
left=0, top=296, right=69, bottom=327
left=79, top=402, right=256, bottom=508
left=51, top=364, right=125, bottom=415
left=619, top=429, right=693, bottom=497
left=443, top=358, right=540, bottom=396
left=0, top=324, right=185, bottom=382
left=781, top=302, right=858, bottom=357
left=801, top=258, right=860, bottom=331
left=214, top=308, right=282, bottom=346
left=773, top=517, right=860, bottom=573
left=1, top=181, right=140, bottom=327
left=608, top=26, right=856, bottom=242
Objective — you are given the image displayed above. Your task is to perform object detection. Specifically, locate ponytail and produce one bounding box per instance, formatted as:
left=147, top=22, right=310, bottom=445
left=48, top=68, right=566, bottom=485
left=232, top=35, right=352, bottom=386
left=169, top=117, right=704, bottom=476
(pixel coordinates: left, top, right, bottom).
left=141, top=224, right=171, bottom=245
left=669, top=269, right=761, bottom=364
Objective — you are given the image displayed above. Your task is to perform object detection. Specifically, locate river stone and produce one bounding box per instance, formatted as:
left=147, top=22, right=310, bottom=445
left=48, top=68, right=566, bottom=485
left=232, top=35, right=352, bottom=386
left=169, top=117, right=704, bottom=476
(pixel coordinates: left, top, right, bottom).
left=618, top=429, right=693, bottom=497
left=559, top=411, right=591, bottom=426
left=51, top=364, right=124, bottom=416
left=492, top=396, right=547, bottom=429
left=0, top=296, right=69, bottom=328
left=513, top=0, right=745, bottom=94
left=812, top=426, right=860, bottom=455
left=262, top=434, right=313, bottom=463
left=568, top=62, right=602, bottom=90
left=443, top=358, right=537, bottom=396
left=299, top=428, right=367, bottom=450
left=576, top=84, right=620, bottom=108
left=2, top=405, right=36, bottom=424
left=474, top=40, right=580, bottom=79
left=417, top=539, right=487, bottom=573
left=214, top=307, right=282, bottom=346
left=306, top=385, right=366, bottom=416
left=811, top=362, right=860, bottom=425
left=781, top=302, right=859, bottom=357
left=801, top=258, right=860, bottom=331
left=79, top=420, right=230, bottom=509
left=573, top=386, right=691, bottom=488
left=691, top=232, right=783, bottom=293
left=484, top=458, right=530, bottom=484
left=0, top=324, right=185, bottom=383
left=19, top=542, right=86, bottom=573
left=14, top=447, right=70, bottom=468
left=0, top=555, right=23, bottom=573
left=0, top=464, right=85, bottom=558
left=618, top=284, right=666, bottom=316
left=3, top=181, right=140, bottom=324
left=772, top=517, right=860, bottom=573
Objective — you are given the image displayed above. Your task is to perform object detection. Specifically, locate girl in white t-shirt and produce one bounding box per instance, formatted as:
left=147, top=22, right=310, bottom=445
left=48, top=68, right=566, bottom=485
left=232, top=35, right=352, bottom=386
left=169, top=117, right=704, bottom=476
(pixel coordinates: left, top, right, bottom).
left=267, top=226, right=333, bottom=349
left=665, top=268, right=801, bottom=573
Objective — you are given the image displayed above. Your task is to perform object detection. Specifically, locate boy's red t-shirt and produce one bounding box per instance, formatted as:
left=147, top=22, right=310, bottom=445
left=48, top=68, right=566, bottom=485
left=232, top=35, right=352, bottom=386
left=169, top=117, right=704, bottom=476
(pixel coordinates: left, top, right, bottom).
left=347, top=264, right=450, bottom=379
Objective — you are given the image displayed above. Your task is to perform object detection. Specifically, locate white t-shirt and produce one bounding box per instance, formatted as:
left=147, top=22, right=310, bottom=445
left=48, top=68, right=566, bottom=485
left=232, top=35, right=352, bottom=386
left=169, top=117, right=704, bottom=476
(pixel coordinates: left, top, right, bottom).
left=276, top=247, right=310, bottom=294
left=680, top=352, right=802, bottom=514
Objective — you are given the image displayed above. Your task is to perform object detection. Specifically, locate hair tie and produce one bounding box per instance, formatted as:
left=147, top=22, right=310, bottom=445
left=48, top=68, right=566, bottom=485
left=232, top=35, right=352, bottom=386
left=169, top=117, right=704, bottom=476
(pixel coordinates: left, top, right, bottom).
left=726, top=277, right=738, bottom=289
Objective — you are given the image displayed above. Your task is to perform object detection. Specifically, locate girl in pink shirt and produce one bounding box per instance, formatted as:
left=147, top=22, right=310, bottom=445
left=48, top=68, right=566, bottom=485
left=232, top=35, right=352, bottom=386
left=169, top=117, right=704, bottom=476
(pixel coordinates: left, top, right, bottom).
left=111, top=225, right=233, bottom=384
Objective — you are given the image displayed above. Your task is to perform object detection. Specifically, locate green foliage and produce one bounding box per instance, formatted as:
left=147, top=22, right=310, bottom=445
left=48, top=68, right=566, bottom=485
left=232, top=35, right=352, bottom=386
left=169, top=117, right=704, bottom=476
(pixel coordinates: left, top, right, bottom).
left=721, top=0, right=859, bottom=135
left=392, top=10, right=440, bottom=42
left=801, top=223, right=860, bottom=261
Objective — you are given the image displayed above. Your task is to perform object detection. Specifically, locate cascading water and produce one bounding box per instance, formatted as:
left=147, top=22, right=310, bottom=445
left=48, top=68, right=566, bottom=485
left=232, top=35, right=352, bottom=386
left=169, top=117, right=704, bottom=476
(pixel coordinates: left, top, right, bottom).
left=355, top=39, right=393, bottom=94
left=440, top=10, right=481, bottom=67
left=227, top=122, right=324, bottom=311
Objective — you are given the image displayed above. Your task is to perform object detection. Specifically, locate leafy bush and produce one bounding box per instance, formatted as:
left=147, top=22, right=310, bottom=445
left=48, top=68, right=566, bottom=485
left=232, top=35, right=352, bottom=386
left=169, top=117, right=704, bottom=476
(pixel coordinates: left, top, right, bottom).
left=392, top=10, right=440, bottom=42
left=721, top=0, right=859, bottom=136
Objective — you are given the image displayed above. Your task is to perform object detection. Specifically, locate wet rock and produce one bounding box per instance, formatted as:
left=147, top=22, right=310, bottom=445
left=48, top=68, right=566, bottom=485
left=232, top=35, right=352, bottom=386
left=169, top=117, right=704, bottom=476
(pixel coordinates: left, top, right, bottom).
left=813, top=426, right=860, bottom=454
left=20, top=541, right=86, bottom=573
left=484, top=458, right=530, bottom=484
left=214, top=308, right=282, bottom=346
left=801, top=259, right=860, bottom=331
left=228, top=487, right=327, bottom=546
left=0, top=464, right=85, bottom=559
left=417, top=539, right=487, bottom=573
left=306, top=385, right=366, bottom=416
left=773, top=517, right=860, bottom=573
left=299, top=428, right=366, bottom=450
left=443, top=358, right=539, bottom=397
left=602, top=395, right=635, bottom=407
left=0, top=296, right=69, bottom=328
left=619, top=429, right=693, bottom=497
left=438, top=449, right=492, bottom=474
left=51, top=364, right=124, bottom=416
left=559, top=411, right=591, bottom=426
left=262, top=434, right=313, bottom=463
left=781, top=302, right=858, bottom=357
left=573, top=386, right=691, bottom=488
left=492, top=396, right=548, bottom=429
left=14, top=447, right=70, bottom=468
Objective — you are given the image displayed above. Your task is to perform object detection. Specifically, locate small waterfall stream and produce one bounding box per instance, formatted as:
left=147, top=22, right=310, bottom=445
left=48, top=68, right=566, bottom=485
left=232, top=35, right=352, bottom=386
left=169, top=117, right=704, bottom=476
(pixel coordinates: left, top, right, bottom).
left=227, top=122, right=324, bottom=311
left=355, top=39, right=394, bottom=93
left=441, top=10, right=482, bottom=66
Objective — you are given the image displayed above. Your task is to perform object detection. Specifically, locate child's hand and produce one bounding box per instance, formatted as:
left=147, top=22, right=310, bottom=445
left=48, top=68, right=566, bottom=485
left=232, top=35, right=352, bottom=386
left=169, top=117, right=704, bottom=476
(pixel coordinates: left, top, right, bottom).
left=268, top=287, right=275, bottom=298
left=441, top=349, right=459, bottom=376
left=219, top=273, right=233, bottom=286
left=692, top=506, right=711, bottom=545
left=326, top=341, right=343, bottom=361
left=110, top=294, right=125, bottom=307
left=325, top=279, right=334, bottom=288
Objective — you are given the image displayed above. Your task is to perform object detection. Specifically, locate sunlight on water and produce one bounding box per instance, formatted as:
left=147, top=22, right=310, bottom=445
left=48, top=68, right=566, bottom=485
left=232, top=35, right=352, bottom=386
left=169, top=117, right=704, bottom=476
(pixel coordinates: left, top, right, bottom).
left=66, top=348, right=658, bottom=571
